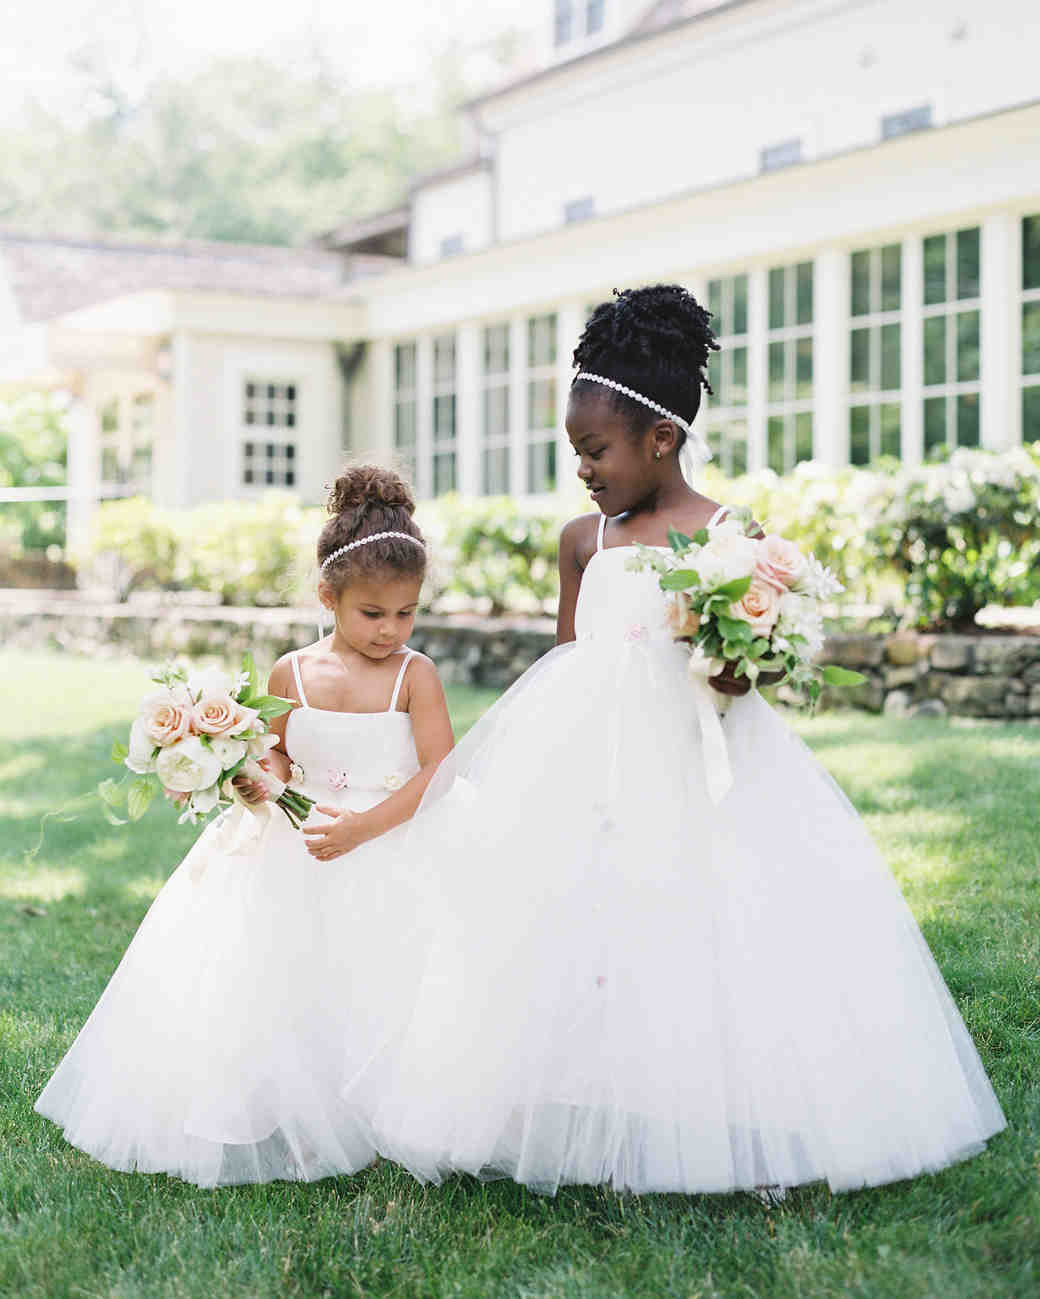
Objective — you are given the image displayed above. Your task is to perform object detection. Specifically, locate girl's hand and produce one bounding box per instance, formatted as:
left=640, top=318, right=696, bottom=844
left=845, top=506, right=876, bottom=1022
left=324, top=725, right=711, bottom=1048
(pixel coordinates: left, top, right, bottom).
left=231, top=772, right=270, bottom=805
left=709, top=660, right=752, bottom=697
left=301, top=806, right=369, bottom=861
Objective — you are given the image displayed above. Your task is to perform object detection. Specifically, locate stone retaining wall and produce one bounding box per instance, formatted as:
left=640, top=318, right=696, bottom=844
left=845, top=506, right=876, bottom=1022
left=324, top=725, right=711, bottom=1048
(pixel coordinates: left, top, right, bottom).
left=2, top=592, right=1037, bottom=717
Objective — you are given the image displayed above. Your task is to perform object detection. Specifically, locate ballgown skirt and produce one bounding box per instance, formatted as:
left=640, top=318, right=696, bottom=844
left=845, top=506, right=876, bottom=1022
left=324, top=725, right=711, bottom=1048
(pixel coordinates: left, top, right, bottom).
left=342, top=635, right=1007, bottom=1195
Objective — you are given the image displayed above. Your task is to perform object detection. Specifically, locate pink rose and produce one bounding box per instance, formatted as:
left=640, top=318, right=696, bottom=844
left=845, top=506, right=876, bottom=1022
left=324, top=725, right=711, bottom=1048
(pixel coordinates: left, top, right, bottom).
left=193, top=694, right=259, bottom=737
left=327, top=769, right=350, bottom=790
left=729, top=577, right=781, bottom=637
left=755, top=534, right=806, bottom=592
left=139, top=690, right=192, bottom=747
left=665, top=593, right=701, bottom=639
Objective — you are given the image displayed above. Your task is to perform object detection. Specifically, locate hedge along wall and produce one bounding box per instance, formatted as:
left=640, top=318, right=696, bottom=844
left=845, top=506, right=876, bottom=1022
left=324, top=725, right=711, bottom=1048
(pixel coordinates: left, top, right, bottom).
left=2, top=593, right=1038, bottom=718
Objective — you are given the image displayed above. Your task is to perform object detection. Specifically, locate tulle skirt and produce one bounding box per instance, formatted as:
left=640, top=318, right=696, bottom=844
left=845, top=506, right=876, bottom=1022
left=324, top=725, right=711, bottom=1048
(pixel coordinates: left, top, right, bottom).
left=34, top=788, right=405, bottom=1188
left=343, top=637, right=1006, bottom=1195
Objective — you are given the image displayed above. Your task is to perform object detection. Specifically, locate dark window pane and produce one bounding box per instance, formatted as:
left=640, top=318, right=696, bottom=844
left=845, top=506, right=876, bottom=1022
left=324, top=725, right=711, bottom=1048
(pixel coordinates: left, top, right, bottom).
left=924, top=395, right=947, bottom=453
left=528, top=377, right=556, bottom=430
left=707, top=351, right=721, bottom=405
left=433, top=393, right=456, bottom=442
left=768, top=341, right=786, bottom=403
left=956, top=310, right=980, bottom=382
left=527, top=440, right=557, bottom=493
left=1023, top=384, right=1040, bottom=440
left=708, top=280, right=723, bottom=333
left=266, top=443, right=275, bottom=457
left=923, top=315, right=947, bottom=386
left=880, top=322, right=901, bottom=391
left=285, top=469, right=295, bottom=486
left=482, top=446, right=510, bottom=495
left=1022, top=300, right=1040, bottom=375
left=266, top=411, right=275, bottom=426
left=880, top=403, right=901, bottom=459
left=881, top=244, right=902, bottom=312
left=795, top=337, right=813, bottom=399
left=286, top=385, right=296, bottom=401
left=850, top=328, right=871, bottom=392
left=265, top=469, right=274, bottom=484
left=956, top=227, right=980, bottom=299
left=245, top=410, right=254, bottom=425
left=286, top=411, right=295, bottom=428
left=433, top=452, right=456, bottom=496
left=285, top=444, right=294, bottom=459
left=730, top=346, right=748, bottom=404
left=267, top=384, right=276, bottom=400
left=483, top=385, right=509, bottom=439
left=768, top=415, right=786, bottom=474
left=923, top=234, right=946, bottom=305
left=1022, top=215, right=1040, bottom=291
left=769, top=267, right=785, bottom=329
left=796, top=262, right=813, bottom=325
left=851, top=251, right=871, bottom=316
left=246, top=382, right=255, bottom=399
left=729, top=422, right=747, bottom=476
left=244, top=442, right=255, bottom=458
left=850, top=405, right=870, bottom=465
left=243, top=468, right=254, bottom=484
left=794, top=411, right=813, bottom=463
left=732, top=274, right=748, bottom=335
left=956, top=393, right=980, bottom=448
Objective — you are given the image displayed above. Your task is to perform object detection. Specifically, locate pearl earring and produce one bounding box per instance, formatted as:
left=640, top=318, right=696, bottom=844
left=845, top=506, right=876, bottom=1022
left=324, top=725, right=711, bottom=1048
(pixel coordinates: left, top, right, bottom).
left=654, top=450, right=662, bottom=460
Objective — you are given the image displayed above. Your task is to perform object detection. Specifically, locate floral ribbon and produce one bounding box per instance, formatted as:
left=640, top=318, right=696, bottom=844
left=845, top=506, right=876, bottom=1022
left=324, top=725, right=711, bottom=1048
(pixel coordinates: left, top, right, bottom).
left=686, top=647, right=734, bottom=805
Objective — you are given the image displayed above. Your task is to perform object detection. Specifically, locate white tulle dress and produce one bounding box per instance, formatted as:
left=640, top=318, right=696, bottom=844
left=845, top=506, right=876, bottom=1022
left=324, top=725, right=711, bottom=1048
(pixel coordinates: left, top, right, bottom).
left=35, top=649, right=424, bottom=1187
left=348, top=511, right=1006, bottom=1196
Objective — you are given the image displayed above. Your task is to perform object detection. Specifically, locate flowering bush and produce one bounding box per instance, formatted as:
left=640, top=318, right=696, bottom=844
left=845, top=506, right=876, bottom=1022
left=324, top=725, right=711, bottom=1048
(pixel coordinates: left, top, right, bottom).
left=865, top=446, right=1040, bottom=629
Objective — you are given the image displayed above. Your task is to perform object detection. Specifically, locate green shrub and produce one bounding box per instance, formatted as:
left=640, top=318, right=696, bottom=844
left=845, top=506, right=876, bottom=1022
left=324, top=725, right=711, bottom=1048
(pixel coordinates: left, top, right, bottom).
left=865, top=445, right=1040, bottom=629
left=0, top=392, right=69, bottom=553
left=183, top=494, right=320, bottom=606
left=87, top=497, right=182, bottom=596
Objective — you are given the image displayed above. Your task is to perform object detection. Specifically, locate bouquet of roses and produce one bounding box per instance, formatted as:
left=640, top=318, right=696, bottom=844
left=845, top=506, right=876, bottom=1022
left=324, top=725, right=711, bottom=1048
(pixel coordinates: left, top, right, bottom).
left=99, top=654, right=314, bottom=829
left=631, top=506, right=865, bottom=706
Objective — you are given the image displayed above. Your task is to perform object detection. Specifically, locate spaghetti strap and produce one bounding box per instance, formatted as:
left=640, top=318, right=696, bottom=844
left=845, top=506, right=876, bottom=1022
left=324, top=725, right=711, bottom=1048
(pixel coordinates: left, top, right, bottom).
left=706, top=504, right=729, bottom=528
left=388, top=649, right=416, bottom=713
left=290, top=652, right=309, bottom=708
left=596, top=513, right=607, bottom=551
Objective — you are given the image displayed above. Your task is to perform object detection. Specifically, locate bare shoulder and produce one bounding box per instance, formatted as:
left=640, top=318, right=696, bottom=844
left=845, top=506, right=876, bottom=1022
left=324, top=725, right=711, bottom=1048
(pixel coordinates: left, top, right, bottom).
left=268, top=652, right=297, bottom=692
left=401, top=651, right=446, bottom=709
left=560, top=512, right=601, bottom=570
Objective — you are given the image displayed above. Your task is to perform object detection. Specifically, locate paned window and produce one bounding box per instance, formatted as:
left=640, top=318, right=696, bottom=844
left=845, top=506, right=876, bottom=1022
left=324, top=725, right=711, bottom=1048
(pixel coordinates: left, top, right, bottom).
left=766, top=261, right=814, bottom=473
left=922, top=227, right=981, bottom=456
left=704, top=274, right=749, bottom=475
left=393, top=343, right=418, bottom=482
left=432, top=334, right=458, bottom=496
left=1022, top=214, right=1040, bottom=442
left=482, top=323, right=511, bottom=495
left=527, top=314, right=558, bottom=493
left=848, top=244, right=902, bottom=463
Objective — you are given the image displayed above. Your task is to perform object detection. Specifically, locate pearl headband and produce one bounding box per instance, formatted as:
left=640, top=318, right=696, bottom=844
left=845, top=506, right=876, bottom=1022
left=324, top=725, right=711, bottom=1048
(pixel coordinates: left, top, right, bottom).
left=572, top=370, right=712, bottom=465
left=320, top=530, right=426, bottom=571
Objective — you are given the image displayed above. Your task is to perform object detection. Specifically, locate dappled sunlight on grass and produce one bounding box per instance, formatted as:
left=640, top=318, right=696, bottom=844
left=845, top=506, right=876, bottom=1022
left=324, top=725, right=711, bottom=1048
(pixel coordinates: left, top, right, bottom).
left=0, top=866, right=87, bottom=903
left=122, top=876, right=165, bottom=902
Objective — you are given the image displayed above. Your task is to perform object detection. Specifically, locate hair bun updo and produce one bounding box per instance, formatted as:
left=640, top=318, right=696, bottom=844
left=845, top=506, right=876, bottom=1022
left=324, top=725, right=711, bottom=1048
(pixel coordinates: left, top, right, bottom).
left=327, top=465, right=415, bottom=517
left=318, top=463, right=425, bottom=593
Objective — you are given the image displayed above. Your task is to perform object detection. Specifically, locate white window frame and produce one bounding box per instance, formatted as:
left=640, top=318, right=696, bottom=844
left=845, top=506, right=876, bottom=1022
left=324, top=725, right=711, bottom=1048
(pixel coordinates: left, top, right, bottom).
left=481, top=321, right=511, bottom=495
left=848, top=243, right=903, bottom=464
left=765, top=260, right=814, bottom=474
left=921, top=226, right=983, bottom=456
left=526, top=313, right=558, bottom=495
left=431, top=333, right=458, bottom=497
left=703, top=273, right=750, bottom=476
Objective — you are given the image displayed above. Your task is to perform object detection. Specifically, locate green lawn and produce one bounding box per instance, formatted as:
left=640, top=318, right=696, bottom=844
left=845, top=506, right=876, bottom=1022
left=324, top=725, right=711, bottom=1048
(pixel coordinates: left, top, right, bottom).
left=1, top=650, right=1037, bottom=1299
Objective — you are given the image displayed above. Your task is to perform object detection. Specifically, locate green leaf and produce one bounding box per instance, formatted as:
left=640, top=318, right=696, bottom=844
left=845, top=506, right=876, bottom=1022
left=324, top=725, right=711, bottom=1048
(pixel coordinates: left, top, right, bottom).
left=749, top=638, right=772, bottom=656
left=241, top=651, right=260, bottom=701
left=127, top=777, right=156, bottom=822
left=715, top=615, right=753, bottom=644
left=821, top=665, right=868, bottom=687
left=100, top=804, right=128, bottom=826
left=110, top=739, right=128, bottom=763
left=691, top=528, right=709, bottom=546
left=98, top=778, right=125, bottom=810
left=712, top=575, right=752, bottom=601
left=252, top=695, right=294, bottom=720
left=660, top=569, right=700, bottom=590
left=667, top=526, right=692, bottom=553
left=722, top=642, right=742, bottom=660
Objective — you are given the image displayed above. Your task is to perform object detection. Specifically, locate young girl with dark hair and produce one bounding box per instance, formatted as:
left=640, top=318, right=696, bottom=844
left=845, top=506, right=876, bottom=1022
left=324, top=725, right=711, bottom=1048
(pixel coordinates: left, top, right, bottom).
left=353, top=286, right=1005, bottom=1199
left=35, top=466, right=454, bottom=1187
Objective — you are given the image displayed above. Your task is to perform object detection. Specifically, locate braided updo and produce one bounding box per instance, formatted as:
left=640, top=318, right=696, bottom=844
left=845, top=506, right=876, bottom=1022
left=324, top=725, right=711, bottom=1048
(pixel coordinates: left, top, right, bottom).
left=318, top=465, right=426, bottom=594
left=571, top=285, right=719, bottom=444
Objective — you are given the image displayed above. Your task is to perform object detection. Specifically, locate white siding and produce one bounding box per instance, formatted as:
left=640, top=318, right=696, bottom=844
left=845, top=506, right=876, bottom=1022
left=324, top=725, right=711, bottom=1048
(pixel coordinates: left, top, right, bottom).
left=489, top=0, right=1039, bottom=243
left=410, top=171, right=495, bottom=265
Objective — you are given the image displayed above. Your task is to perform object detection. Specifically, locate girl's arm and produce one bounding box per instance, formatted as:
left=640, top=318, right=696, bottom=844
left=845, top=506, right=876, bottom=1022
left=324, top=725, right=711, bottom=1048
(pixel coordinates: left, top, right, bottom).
left=232, top=656, right=295, bottom=803
left=556, top=516, right=592, bottom=645
left=304, top=655, right=454, bottom=860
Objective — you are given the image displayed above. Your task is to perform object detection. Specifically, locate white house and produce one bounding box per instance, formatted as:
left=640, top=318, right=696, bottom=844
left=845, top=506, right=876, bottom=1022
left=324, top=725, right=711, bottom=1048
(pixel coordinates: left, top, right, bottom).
left=2, top=0, right=1039, bottom=545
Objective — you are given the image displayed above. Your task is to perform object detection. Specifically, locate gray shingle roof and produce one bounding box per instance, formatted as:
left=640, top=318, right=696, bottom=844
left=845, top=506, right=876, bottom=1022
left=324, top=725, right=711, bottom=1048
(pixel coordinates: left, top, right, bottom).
left=0, top=231, right=358, bottom=324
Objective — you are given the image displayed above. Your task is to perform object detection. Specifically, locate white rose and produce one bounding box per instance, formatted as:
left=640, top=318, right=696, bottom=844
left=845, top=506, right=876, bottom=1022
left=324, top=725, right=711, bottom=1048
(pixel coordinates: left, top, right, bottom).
left=775, top=592, right=825, bottom=658
left=208, top=736, right=247, bottom=768
left=155, top=735, right=223, bottom=793
left=190, top=784, right=221, bottom=815
left=697, top=533, right=759, bottom=589
left=125, top=717, right=158, bottom=774
left=187, top=665, right=237, bottom=699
